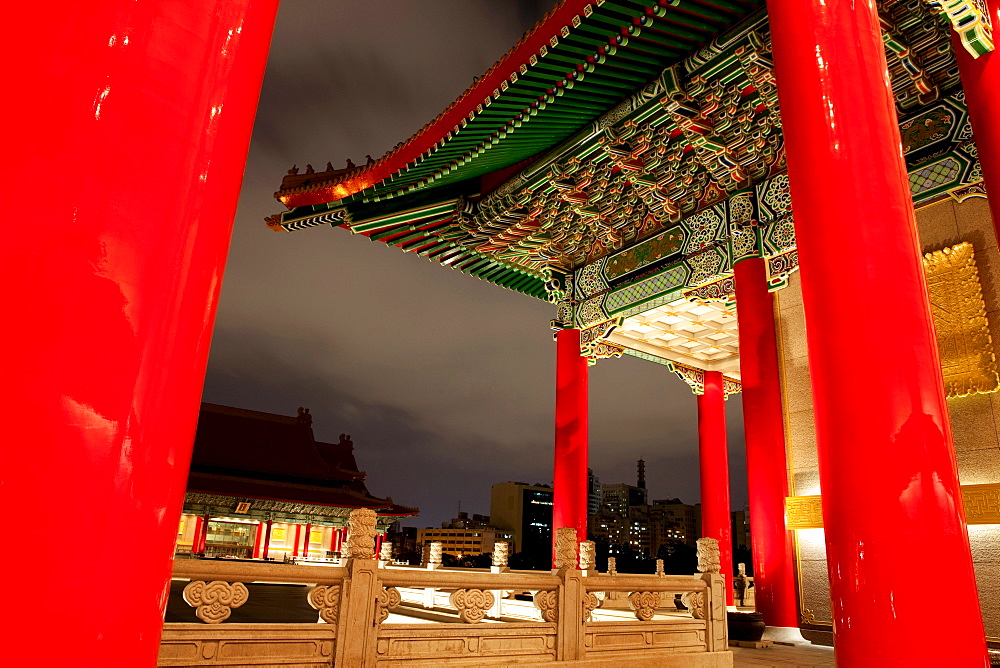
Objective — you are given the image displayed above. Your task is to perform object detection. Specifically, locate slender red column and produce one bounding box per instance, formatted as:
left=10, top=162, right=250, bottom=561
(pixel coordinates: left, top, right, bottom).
left=199, top=513, right=212, bottom=554
left=734, top=257, right=799, bottom=627
left=252, top=522, right=263, bottom=559
left=193, top=517, right=204, bottom=555
left=375, top=533, right=384, bottom=559
left=697, top=371, right=734, bottom=606
left=262, top=520, right=274, bottom=560
left=292, top=524, right=302, bottom=558
left=769, top=2, right=987, bottom=664
left=303, top=523, right=312, bottom=557
left=1, top=0, right=279, bottom=664
left=553, top=328, right=589, bottom=561
left=954, top=0, right=1000, bottom=245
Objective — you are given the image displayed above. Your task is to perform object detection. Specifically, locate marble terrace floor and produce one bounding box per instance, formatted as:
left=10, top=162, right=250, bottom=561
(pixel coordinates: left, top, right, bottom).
left=732, top=644, right=836, bottom=667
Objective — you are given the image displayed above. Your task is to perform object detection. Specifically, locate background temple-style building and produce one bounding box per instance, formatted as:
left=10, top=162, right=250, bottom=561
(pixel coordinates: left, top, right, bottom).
left=177, top=403, right=417, bottom=560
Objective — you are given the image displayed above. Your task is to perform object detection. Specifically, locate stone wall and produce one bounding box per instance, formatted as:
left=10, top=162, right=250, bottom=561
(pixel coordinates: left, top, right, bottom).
left=775, top=195, right=1000, bottom=638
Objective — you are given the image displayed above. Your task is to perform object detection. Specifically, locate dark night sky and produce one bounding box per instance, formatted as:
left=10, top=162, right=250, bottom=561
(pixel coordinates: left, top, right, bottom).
left=203, top=0, right=748, bottom=528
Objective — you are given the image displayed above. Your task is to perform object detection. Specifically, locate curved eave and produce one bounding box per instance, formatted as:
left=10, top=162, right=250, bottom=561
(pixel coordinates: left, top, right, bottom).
left=278, top=183, right=551, bottom=300
left=275, top=0, right=763, bottom=210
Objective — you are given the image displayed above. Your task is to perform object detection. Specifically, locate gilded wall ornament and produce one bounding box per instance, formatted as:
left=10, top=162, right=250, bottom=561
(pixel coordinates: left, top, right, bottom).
left=923, top=242, right=999, bottom=398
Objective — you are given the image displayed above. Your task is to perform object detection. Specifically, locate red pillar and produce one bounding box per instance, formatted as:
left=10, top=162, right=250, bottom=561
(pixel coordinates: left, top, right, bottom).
left=262, top=520, right=273, bottom=560
left=303, top=523, right=312, bottom=557
left=292, top=524, right=302, bottom=558
left=193, top=516, right=204, bottom=554
left=734, top=257, right=799, bottom=627
left=198, top=513, right=211, bottom=554
left=252, top=522, right=263, bottom=559
left=697, top=371, right=734, bottom=606
left=954, top=0, right=1000, bottom=245
left=553, top=328, right=589, bottom=560
left=375, top=533, right=384, bottom=559
left=1, top=1, right=279, bottom=664
left=769, top=2, right=987, bottom=664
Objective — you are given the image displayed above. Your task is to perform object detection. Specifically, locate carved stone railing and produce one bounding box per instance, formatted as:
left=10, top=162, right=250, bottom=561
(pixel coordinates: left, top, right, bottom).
left=160, top=517, right=730, bottom=667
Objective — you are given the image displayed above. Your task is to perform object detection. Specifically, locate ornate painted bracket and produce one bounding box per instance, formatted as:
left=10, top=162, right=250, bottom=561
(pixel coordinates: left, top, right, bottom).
left=182, top=580, right=249, bottom=624
left=925, top=0, right=994, bottom=57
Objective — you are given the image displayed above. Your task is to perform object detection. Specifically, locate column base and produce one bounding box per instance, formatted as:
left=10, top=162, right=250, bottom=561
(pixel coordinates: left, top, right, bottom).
left=762, top=626, right=809, bottom=645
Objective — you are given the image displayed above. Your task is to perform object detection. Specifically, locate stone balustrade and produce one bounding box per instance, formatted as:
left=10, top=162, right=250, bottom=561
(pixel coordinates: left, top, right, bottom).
left=160, top=520, right=730, bottom=667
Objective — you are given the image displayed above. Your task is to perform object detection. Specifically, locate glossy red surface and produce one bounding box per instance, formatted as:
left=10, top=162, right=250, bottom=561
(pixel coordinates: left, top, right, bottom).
left=955, top=0, right=1000, bottom=246
left=253, top=522, right=264, bottom=558
left=194, top=516, right=205, bottom=555
left=554, top=329, right=589, bottom=560
left=304, top=523, right=313, bottom=556
left=697, top=371, right=734, bottom=606
left=1, top=1, right=278, bottom=664
left=293, top=524, right=302, bottom=557
left=734, top=258, right=798, bottom=628
left=263, top=520, right=274, bottom=559
left=769, top=2, right=987, bottom=664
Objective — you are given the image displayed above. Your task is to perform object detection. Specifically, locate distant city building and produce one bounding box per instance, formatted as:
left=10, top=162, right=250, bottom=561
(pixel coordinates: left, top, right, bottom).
left=600, top=483, right=648, bottom=515
left=650, top=498, right=702, bottom=548
left=731, top=508, right=752, bottom=551
left=587, top=468, right=602, bottom=516
left=490, top=481, right=553, bottom=560
left=416, top=512, right=513, bottom=557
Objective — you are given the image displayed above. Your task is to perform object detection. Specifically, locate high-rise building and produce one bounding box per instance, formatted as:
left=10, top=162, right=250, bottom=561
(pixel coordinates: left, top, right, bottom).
left=490, top=481, right=553, bottom=560
left=587, top=469, right=602, bottom=516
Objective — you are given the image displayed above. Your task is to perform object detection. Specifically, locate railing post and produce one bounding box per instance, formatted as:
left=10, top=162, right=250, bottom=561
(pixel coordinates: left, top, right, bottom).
left=701, top=572, right=728, bottom=652
left=554, top=528, right=584, bottom=661
left=423, top=541, right=443, bottom=608
left=334, top=509, right=382, bottom=667
left=489, top=541, right=509, bottom=620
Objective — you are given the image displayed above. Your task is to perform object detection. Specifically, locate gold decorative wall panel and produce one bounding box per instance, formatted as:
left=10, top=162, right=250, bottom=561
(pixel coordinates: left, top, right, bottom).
left=784, top=496, right=824, bottom=529
left=923, top=242, right=999, bottom=397
left=786, top=483, right=1000, bottom=528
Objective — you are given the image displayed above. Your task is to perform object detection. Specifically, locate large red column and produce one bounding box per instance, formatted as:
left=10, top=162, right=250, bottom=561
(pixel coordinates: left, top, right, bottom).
left=733, top=258, right=799, bottom=628
left=303, top=523, right=312, bottom=557
left=769, top=2, right=987, bottom=664
left=0, top=2, right=280, bottom=664
left=553, top=328, right=589, bottom=559
left=697, top=371, right=734, bottom=606
left=292, top=524, right=302, bottom=558
left=954, top=0, right=1000, bottom=245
